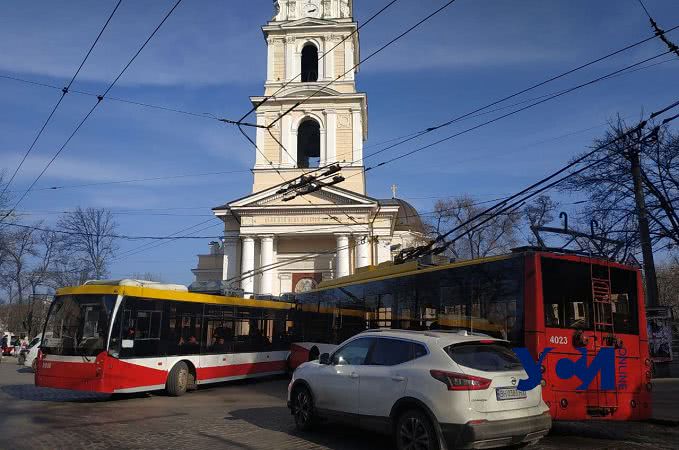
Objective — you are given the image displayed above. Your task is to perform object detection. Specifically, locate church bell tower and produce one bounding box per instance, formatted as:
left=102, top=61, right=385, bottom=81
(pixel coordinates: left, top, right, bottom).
left=196, top=1, right=424, bottom=297
left=251, top=0, right=368, bottom=194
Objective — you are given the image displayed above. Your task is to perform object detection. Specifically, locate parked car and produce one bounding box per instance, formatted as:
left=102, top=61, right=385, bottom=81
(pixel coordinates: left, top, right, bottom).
left=288, top=329, right=551, bottom=450
left=19, top=336, right=42, bottom=368
left=1, top=335, right=19, bottom=356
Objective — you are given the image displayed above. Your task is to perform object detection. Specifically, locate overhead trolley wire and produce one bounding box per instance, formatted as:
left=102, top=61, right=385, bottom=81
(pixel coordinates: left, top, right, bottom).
left=636, top=0, right=679, bottom=58
left=360, top=23, right=679, bottom=162
left=361, top=50, right=673, bottom=173
left=0, top=0, right=184, bottom=225
left=0, top=73, right=269, bottom=130
left=411, top=100, right=679, bottom=259
left=0, top=0, right=123, bottom=200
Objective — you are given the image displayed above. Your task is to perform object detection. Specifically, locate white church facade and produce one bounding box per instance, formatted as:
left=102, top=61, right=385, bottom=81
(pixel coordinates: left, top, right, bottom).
left=192, top=0, right=426, bottom=296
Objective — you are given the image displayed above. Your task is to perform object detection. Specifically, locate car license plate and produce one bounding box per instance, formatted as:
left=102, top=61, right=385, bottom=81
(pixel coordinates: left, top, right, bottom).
left=496, top=387, right=527, bottom=401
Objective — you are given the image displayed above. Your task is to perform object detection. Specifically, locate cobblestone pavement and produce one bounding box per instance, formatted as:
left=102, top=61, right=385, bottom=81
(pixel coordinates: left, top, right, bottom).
left=0, top=358, right=677, bottom=450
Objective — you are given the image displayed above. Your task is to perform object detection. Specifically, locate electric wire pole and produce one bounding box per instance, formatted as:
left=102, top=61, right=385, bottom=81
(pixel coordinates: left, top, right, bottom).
left=630, top=129, right=659, bottom=306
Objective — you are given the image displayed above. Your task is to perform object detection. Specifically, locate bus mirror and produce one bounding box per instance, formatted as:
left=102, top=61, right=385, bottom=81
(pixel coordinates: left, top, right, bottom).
left=319, top=353, right=330, bottom=365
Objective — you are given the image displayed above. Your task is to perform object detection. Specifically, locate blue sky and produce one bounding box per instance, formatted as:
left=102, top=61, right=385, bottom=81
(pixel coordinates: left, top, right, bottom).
left=1, top=0, right=678, bottom=284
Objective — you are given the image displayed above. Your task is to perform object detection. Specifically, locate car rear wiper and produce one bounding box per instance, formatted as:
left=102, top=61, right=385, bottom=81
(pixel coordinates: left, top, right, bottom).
left=504, top=363, right=523, bottom=369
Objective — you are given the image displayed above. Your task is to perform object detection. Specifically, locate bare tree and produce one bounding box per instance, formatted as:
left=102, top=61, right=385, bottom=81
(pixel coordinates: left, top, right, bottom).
left=657, top=263, right=679, bottom=318
left=562, top=117, right=679, bottom=255
left=427, top=195, right=521, bottom=260
left=57, top=208, right=119, bottom=280
left=130, top=272, right=165, bottom=282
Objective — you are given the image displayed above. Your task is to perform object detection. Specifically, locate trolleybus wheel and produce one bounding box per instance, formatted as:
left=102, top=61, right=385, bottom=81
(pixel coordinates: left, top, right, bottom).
left=308, top=346, right=320, bottom=362
left=166, top=361, right=189, bottom=397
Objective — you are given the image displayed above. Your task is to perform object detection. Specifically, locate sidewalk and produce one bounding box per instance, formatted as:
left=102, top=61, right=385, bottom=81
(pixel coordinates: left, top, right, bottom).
left=652, top=378, right=679, bottom=423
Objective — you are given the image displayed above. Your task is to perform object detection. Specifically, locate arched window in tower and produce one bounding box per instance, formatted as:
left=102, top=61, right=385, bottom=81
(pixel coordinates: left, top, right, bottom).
left=301, top=44, right=318, bottom=82
left=297, top=119, right=321, bottom=168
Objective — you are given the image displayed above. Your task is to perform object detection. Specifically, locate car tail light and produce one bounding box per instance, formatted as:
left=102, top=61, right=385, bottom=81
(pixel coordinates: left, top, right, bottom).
left=466, top=419, right=488, bottom=425
left=430, top=370, right=491, bottom=391
left=478, top=340, right=495, bottom=344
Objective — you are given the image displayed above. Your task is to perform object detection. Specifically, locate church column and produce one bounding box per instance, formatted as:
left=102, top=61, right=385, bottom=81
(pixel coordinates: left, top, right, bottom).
left=352, top=108, right=363, bottom=165
left=260, top=235, right=275, bottom=296
left=222, top=235, right=239, bottom=282
left=241, top=236, right=256, bottom=297
left=320, top=126, right=327, bottom=166
left=326, top=110, right=337, bottom=163
left=345, top=38, right=354, bottom=80
left=376, top=236, right=392, bottom=264
left=282, top=115, right=294, bottom=167
left=255, top=113, right=267, bottom=168
left=336, top=234, right=350, bottom=278
left=290, top=123, right=299, bottom=167
left=266, top=38, right=274, bottom=81
left=356, top=235, right=370, bottom=269
left=318, top=39, right=326, bottom=80
left=285, top=36, right=295, bottom=80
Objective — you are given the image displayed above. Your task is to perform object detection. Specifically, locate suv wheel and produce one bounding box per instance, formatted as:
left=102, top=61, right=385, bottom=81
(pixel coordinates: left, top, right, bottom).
left=292, top=386, right=315, bottom=431
left=395, top=409, right=439, bottom=450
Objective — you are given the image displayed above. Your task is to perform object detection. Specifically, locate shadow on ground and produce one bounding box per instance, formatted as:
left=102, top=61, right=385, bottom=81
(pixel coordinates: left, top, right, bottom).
left=229, top=406, right=391, bottom=450
left=0, top=384, right=111, bottom=403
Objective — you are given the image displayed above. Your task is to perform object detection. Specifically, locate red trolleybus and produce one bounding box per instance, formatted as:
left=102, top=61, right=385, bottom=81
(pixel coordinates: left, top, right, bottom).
left=36, top=280, right=295, bottom=395
left=291, top=249, right=652, bottom=421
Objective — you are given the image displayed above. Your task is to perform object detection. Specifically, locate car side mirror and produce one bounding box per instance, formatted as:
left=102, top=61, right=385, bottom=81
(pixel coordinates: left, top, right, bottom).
left=319, top=353, right=330, bottom=365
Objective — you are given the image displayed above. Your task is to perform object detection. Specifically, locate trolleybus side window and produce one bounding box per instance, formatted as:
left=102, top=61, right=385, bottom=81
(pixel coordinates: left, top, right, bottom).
left=542, top=258, right=592, bottom=330
left=610, top=267, right=639, bottom=334
left=438, top=258, right=523, bottom=343
left=203, top=304, right=235, bottom=353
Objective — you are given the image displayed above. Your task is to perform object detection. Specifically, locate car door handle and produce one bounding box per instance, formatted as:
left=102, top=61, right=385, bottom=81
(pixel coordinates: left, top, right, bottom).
left=350, top=372, right=359, bottom=379
left=392, top=376, right=405, bottom=382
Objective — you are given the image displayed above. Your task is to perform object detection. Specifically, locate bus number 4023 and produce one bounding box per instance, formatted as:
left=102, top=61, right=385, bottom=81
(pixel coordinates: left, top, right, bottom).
left=549, top=336, right=568, bottom=345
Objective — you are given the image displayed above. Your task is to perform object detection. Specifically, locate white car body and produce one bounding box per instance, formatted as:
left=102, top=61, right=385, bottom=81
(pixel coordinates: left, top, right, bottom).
left=23, top=336, right=43, bottom=370
left=288, top=329, right=551, bottom=449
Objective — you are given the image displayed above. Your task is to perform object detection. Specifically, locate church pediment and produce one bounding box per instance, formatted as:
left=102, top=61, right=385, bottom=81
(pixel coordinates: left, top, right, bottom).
left=280, top=18, right=336, bottom=28
left=222, top=184, right=378, bottom=211
left=278, top=85, right=341, bottom=98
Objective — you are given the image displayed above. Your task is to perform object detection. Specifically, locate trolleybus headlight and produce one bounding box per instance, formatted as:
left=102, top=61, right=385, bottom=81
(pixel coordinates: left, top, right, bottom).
left=646, top=382, right=653, bottom=392
left=646, top=370, right=652, bottom=380
left=631, top=400, right=637, bottom=408
left=540, top=365, right=546, bottom=374
left=560, top=398, right=568, bottom=409
left=645, top=358, right=651, bottom=367
left=540, top=379, right=546, bottom=387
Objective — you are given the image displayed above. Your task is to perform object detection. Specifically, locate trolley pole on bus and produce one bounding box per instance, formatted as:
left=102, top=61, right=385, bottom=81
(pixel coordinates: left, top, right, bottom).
left=630, top=130, right=659, bottom=307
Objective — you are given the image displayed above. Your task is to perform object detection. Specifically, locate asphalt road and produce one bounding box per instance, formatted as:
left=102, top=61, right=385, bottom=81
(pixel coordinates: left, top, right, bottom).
left=0, top=357, right=677, bottom=450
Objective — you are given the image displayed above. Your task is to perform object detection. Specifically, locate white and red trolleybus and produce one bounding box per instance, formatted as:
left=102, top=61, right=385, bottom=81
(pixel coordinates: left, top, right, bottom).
left=291, top=249, right=652, bottom=421
left=36, top=280, right=295, bottom=396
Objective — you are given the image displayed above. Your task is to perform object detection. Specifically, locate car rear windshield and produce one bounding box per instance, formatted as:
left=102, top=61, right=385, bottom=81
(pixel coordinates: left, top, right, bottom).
left=444, top=342, right=523, bottom=372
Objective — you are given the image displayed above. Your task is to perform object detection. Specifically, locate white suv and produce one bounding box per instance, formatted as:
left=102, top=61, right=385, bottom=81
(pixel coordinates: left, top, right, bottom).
left=288, top=330, right=551, bottom=450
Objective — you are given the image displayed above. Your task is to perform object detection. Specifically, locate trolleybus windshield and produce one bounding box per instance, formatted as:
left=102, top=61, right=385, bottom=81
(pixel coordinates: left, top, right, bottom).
left=41, top=294, right=117, bottom=357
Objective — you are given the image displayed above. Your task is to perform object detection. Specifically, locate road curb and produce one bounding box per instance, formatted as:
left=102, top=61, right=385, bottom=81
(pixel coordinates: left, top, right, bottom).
left=646, top=418, right=679, bottom=427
